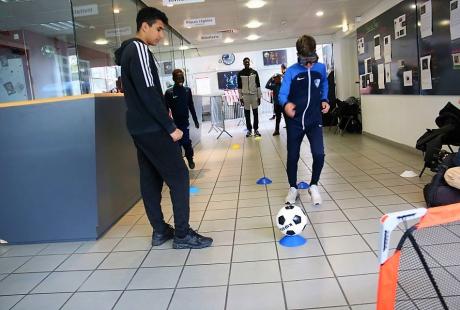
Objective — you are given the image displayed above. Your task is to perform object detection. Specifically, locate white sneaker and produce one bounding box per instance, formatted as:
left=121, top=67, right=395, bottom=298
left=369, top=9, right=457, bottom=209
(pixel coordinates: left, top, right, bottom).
left=285, top=187, right=299, bottom=204
left=308, top=185, right=322, bottom=205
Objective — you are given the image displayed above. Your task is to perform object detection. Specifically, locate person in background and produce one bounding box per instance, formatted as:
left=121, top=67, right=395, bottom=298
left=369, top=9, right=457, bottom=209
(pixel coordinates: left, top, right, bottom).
left=279, top=35, right=330, bottom=206
left=265, top=73, right=283, bottom=136
left=114, top=6, right=212, bottom=249
left=269, top=64, right=287, bottom=120
left=238, top=57, right=262, bottom=137
left=165, top=69, right=200, bottom=170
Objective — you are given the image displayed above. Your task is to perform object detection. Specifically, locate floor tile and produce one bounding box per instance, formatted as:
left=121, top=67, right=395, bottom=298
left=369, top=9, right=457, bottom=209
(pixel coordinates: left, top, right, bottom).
left=79, top=269, right=136, bottom=291
left=57, top=253, right=107, bottom=271
left=227, top=282, right=285, bottom=310
left=39, top=243, right=82, bottom=255
left=16, top=255, right=68, bottom=273
left=367, top=195, right=407, bottom=206
left=127, top=267, right=181, bottom=290
left=234, top=228, right=275, bottom=244
left=32, top=271, right=92, bottom=293
left=237, top=206, right=271, bottom=218
left=276, top=238, right=325, bottom=259
left=342, top=207, right=383, bottom=220
left=328, top=252, right=379, bottom=276
left=11, top=293, right=71, bottom=310
left=284, top=278, right=347, bottom=309
left=199, top=219, right=235, bottom=232
left=320, top=235, right=371, bottom=255
left=61, top=291, right=122, bottom=310
left=178, top=264, right=230, bottom=287
left=236, top=216, right=273, bottom=229
left=0, top=295, right=24, bottom=309
left=313, top=221, right=358, bottom=238
left=232, top=242, right=277, bottom=262
left=0, top=273, right=48, bottom=295
left=113, top=289, right=173, bottom=310
left=97, top=251, right=146, bottom=270
left=338, top=273, right=379, bottom=304
left=308, top=210, right=348, bottom=224
left=113, top=237, right=152, bottom=252
left=203, top=230, right=234, bottom=246
left=0, top=257, right=30, bottom=274
left=230, top=260, right=280, bottom=284
left=280, top=256, right=334, bottom=281
left=2, top=244, right=48, bottom=257
left=169, top=286, right=227, bottom=310
left=186, top=245, right=232, bottom=265
left=142, top=249, right=188, bottom=267
left=335, top=198, right=374, bottom=209
left=75, top=239, right=121, bottom=253
left=203, top=209, right=237, bottom=220
left=351, top=219, right=381, bottom=234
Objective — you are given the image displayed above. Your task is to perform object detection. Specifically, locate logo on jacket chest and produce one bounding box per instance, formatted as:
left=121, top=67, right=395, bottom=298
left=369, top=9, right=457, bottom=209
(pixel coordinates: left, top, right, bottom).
left=314, top=79, right=320, bottom=88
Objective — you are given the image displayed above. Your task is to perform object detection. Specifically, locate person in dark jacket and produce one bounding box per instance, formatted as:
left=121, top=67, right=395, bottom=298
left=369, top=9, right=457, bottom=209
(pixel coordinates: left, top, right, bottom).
left=265, top=73, right=282, bottom=136
left=279, top=35, right=330, bottom=206
left=114, top=7, right=212, bottom=249
left=165, top=69, right=199, bottom=169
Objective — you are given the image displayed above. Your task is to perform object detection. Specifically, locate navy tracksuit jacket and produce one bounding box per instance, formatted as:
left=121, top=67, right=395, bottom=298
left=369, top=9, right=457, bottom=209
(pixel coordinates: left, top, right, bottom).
left=278, top=62, right=329, bottom=187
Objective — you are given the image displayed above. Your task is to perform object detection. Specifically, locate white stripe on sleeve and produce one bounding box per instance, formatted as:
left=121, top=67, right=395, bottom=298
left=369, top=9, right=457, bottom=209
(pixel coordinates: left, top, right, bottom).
left=133, top=41, right=152, bottom=87
left=141, top=44, right=155, bottom=86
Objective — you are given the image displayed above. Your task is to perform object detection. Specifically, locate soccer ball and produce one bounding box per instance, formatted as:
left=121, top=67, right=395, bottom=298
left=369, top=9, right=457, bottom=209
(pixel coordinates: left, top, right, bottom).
left=276, top=205, right=308, bottom=236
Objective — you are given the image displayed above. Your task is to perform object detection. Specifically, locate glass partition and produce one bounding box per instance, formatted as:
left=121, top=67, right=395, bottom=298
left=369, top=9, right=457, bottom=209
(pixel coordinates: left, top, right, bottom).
left=0, top=0, right=189, bottom=103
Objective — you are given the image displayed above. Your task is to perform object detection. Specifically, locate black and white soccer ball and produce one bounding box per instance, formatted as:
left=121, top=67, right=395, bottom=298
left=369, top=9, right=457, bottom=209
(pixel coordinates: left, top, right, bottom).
left=276, top=205, right=308, bottom=236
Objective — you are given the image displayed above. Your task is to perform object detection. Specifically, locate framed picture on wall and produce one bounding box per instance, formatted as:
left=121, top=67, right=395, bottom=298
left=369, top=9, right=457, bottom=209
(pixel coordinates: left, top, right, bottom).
left=217, top=71, right=238, bottom=89
left=163, top=61, right=173, bottom=75
left=262, top=49, right=287, bottom=66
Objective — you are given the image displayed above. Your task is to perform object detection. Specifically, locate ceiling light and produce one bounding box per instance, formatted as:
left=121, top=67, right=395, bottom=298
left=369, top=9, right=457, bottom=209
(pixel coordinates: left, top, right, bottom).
left=179, top=45, right=189, bottom=50
left=166, top=3, right=173, bottom=7
left=440, top=19, right=450, bottom=26
left=94, top=39, right=108, bottom=45
left=316, top=11, right=324, bottom=17
left=246, top=34, right=260, bottom=41
left=224, top=37, right=234, bottom=43
left=410, top=4, right=416, bottom=9
left=113, top=8, right=120, bottom=14
left=246, top=20, right=262, bottom=28
left=163, top=41, right=169, bottom=46
left=342, top=22, right=349, bottom=32
left=246, top=0, right=265, bottom=9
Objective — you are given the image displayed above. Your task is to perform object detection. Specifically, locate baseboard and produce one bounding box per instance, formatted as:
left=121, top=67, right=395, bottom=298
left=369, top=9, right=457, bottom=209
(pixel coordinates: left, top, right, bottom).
left=362, top=131, right=421, bottom=156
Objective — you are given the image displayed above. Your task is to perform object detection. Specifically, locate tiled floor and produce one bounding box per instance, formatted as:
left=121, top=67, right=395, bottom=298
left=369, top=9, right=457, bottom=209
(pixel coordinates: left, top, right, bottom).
left=0, top=117, right=432, bottom=310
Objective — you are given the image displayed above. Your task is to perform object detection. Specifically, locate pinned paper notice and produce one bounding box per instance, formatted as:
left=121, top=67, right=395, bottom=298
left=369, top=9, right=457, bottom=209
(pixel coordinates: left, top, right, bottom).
left=453, top=52, right=460, bottom=69
left=420, top=55, right=433, bottom=90
left=420, top=1, right=433, bottom=38
left=394, top=14, right=407, bottom=39
left=385, top=63, right=391, bottom=83
left=378, top=64, right=385, bottom=89
left=364, top=58, right=371, bottom=74
left=374, top=35, right=381, bottom=60
left=403, top=70, right=413, bottom=86
left=451, top=0, right=460, bottom=40
left=357, top=37, right=365, bottom=55
left=400, top=170, right=418, bottom=178
left=384, top=35, right=392, bottom=63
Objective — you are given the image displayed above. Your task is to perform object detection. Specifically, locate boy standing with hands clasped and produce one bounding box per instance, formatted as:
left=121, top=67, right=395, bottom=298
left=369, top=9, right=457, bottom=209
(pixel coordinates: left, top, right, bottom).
left=279, top=35, right=330, bottom=205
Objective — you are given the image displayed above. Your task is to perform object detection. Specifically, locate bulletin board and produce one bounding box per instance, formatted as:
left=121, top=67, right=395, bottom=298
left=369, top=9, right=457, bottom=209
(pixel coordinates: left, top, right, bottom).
left=418, top=0, right=460, bottom=95
left=357, top=0, right=419, bottom=95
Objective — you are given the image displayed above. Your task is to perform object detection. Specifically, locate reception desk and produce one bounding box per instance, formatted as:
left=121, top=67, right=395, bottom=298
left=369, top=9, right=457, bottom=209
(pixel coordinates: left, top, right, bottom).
left=0, top=94, right=141, bottom=244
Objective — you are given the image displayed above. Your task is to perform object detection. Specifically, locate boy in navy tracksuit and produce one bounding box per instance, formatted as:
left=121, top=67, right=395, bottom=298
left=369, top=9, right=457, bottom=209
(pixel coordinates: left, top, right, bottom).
left=265, top=73, right=282, bottom=136
left=279, top=35, right=330, bottom=205
left=165, top=69, right=199, bottom=169
left=114, top=7, right=212, bottom=249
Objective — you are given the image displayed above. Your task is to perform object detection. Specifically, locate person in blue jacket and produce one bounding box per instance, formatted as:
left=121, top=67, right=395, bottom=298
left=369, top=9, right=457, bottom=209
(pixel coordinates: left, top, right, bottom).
left=279, top=35, right=330, bottom=205
left=165, top=69, right=199, bottom=169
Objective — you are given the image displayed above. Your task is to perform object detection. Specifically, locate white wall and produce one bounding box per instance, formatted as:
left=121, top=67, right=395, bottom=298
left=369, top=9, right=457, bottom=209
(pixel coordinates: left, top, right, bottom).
left=332, top=0, right=460, bottom=148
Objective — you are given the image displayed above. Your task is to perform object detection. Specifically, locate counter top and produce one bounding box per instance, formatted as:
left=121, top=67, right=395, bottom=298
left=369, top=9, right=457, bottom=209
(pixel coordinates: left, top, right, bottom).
left=0, top=93, right=125, bottom=108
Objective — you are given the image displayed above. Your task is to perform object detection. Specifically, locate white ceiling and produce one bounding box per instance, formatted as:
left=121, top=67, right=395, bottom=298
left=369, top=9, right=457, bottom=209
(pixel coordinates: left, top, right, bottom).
left=146, top=0, right=382, bottom=49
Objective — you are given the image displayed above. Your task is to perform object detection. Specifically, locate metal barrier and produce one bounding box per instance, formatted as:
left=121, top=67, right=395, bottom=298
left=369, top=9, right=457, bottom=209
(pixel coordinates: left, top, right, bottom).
left=208, top=95, right=232, bottom=139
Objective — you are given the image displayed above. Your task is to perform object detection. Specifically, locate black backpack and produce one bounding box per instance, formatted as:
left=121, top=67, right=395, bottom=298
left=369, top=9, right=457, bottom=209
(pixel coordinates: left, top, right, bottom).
left=423, top=153, right=460, bottom=208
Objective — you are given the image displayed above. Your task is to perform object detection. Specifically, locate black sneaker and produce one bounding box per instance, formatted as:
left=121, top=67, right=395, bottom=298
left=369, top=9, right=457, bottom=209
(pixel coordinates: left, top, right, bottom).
left=173, top=229, right=213, bottom=249
left=152, top=225, right=174, bottom=246
left=187, top=158, right=195, bottom=169
left=273, top=131, right=280, bottom=136
left=269, top=115, right=275, bottom=120
left=254, top=130, right=261, bottom=137
left=246, top=131, right=252, bottom=138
